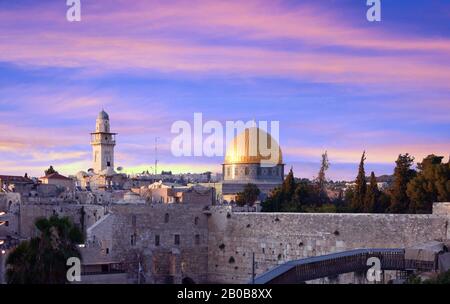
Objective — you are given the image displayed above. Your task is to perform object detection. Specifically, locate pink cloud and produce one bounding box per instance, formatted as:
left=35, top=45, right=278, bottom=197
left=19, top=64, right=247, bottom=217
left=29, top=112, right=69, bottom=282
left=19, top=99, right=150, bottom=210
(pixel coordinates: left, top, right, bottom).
left=0, top=1, right=448, bottom=89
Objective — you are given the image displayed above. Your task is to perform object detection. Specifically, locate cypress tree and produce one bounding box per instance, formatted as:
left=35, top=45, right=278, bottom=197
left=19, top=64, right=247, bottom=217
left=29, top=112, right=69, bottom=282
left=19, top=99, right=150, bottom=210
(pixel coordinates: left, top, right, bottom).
left=365, top=171, right=379, bottom=213
left=389, top=153, right=415, bottom=213
left=351, top=151, right=367, bottom=212
left=316, top=151, right=330, bottom=205
left=282, top=167, right=296, bottom=200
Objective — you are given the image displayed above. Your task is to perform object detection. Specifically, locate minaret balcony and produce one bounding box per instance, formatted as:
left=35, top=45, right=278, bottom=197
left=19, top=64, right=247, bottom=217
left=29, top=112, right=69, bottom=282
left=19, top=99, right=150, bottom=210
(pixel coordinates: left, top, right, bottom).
left=90, top=133, right=117, bottom=145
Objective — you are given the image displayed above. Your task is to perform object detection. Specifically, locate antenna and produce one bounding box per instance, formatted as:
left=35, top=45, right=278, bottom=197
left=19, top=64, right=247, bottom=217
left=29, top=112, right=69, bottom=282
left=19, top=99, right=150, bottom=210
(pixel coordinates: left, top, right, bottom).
left=154, top=137, right=159, bottom=175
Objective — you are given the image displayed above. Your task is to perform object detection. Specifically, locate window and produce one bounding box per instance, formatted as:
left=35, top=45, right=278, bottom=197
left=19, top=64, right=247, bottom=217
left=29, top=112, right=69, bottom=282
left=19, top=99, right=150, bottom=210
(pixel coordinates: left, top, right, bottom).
left=106, top=248, right=110, bottom=254
left=132, top=215, right=137, bottom=227
left=164, top=213, right=169, bottom=223
left=227, top=167, right=231, bottom=176
left=107, top=161, right=111, bottom=167
left=131, top=234, right=136, bottom=246
left=245, top=167, right=249, bottom=175
left=234, top=167, right=238, bottom=175
left=195, top=234, right=200, bottom=245
left=174, top=234, right=180, bottom=246
left=194, top=217, right=199, bottom=226
left=155, top=235, right=160, bottom=246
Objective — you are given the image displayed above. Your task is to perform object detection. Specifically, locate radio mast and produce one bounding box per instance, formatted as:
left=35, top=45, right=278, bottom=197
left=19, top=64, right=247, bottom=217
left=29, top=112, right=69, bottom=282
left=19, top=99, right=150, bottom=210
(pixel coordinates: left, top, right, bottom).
left=154, top=137, right=159, bottom=175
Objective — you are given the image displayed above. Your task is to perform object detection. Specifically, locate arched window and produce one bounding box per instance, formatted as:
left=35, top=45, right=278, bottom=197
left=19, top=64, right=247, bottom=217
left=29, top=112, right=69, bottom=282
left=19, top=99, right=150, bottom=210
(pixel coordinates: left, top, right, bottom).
left=164, top=213, right=169, bottom=223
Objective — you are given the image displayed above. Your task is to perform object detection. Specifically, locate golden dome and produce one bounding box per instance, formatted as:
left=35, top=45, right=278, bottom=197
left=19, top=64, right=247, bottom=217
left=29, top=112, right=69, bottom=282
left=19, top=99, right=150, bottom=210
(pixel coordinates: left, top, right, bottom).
left=224, top=127, right=283, bottom=166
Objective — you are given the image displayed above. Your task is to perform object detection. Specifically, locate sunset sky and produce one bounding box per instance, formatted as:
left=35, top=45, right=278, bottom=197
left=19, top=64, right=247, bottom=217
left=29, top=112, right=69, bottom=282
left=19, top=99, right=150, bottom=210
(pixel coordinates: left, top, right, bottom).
left=0, top=0, right=449, bottom=180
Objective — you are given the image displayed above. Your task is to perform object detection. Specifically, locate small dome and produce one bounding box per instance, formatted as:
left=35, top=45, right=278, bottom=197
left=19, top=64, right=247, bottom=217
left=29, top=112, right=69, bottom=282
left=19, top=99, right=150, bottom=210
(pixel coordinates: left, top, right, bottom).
left=76, top=171, right=88, bottom=178
left=98, top=110, right=109, bottom=120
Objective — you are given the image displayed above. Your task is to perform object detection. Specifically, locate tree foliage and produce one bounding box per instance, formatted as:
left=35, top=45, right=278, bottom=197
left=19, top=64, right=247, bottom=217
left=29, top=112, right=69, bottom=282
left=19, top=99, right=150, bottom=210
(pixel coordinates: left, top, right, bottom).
left=44, top=165, right=58, bottom=176
left=262, top=169, right=323, bottom=212
left=388, top=154, right=416, bottom=213
left=261, top=152, right=448, bottom=215
left=364, top=172, right=379, bottom=213
left=6, top=215, right=84, bottom=284
left=236, top=183, right=261, bottom=207
left=351, top=151, right=367, bottom=212
left=406, top=155, right=450, bottom=213
left=316, top=151, right=330, bottom=204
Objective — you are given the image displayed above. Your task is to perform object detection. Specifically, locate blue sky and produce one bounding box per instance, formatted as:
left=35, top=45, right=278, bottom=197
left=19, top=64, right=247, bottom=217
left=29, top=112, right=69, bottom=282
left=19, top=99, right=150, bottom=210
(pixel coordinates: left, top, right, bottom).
left=0, top=0, right=449, bottom=180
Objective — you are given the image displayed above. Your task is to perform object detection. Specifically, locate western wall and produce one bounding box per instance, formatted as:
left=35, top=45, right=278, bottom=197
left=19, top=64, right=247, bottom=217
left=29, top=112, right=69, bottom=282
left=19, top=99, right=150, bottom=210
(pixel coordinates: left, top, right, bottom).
left=206, top=203, right=450, bottom=283
left=84, top=202, right=450, bottom=284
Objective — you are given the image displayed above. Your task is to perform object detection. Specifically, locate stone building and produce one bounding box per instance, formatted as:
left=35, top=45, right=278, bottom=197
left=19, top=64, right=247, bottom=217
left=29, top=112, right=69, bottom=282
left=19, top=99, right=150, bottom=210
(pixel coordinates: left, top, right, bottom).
left=0, top=175, right=33, bottom=193
left=39, top=172, right=74, bottom=191
left=136, top=181, right=215, bottom=205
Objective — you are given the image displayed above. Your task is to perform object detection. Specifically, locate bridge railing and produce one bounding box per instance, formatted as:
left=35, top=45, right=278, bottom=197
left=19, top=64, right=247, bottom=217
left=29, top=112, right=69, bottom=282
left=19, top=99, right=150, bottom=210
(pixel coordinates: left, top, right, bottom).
left=253, top=248, right=409, bottom=284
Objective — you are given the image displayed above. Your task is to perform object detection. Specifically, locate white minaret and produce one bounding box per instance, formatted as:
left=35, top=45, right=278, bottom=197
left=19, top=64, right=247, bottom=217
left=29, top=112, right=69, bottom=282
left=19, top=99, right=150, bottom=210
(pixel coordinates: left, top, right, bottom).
left=91, top=110, right=117, bottom=173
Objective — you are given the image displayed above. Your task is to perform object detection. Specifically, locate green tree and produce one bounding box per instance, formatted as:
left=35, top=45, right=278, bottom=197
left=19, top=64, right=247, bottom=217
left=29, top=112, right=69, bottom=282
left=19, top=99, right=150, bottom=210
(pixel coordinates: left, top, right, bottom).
left=364, top=172, right=379, bottom=213
left=282, top=168, right=296, bottom=199
left=6, top=215, right=84, bottom=284
left=236, top=183, right=261, bottom=207
left=44, top=165, right=58, bottom=176
left=407, top=155, right=450, bottom=213
left=423, top=270, right=450, bottom=284
left=377, top=191, right=391, bottom=213
left=315, top=151, right=330, bottom=205
left=351, top=151, right=367, bottom=212
left=261, top=187, right=283, bottom=212
left=263, top=168, right=297, bottom=212
left=389, top=153, right=416, bottom=213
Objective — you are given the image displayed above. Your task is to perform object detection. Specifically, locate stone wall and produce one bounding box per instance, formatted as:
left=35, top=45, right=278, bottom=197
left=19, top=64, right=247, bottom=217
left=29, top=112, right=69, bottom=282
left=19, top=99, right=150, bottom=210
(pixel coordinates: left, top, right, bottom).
left=19, top=203, right=107, bottom=238
left=88, top=203, right=209, bottom=284
left=206, top=205, right=450, bottom=283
